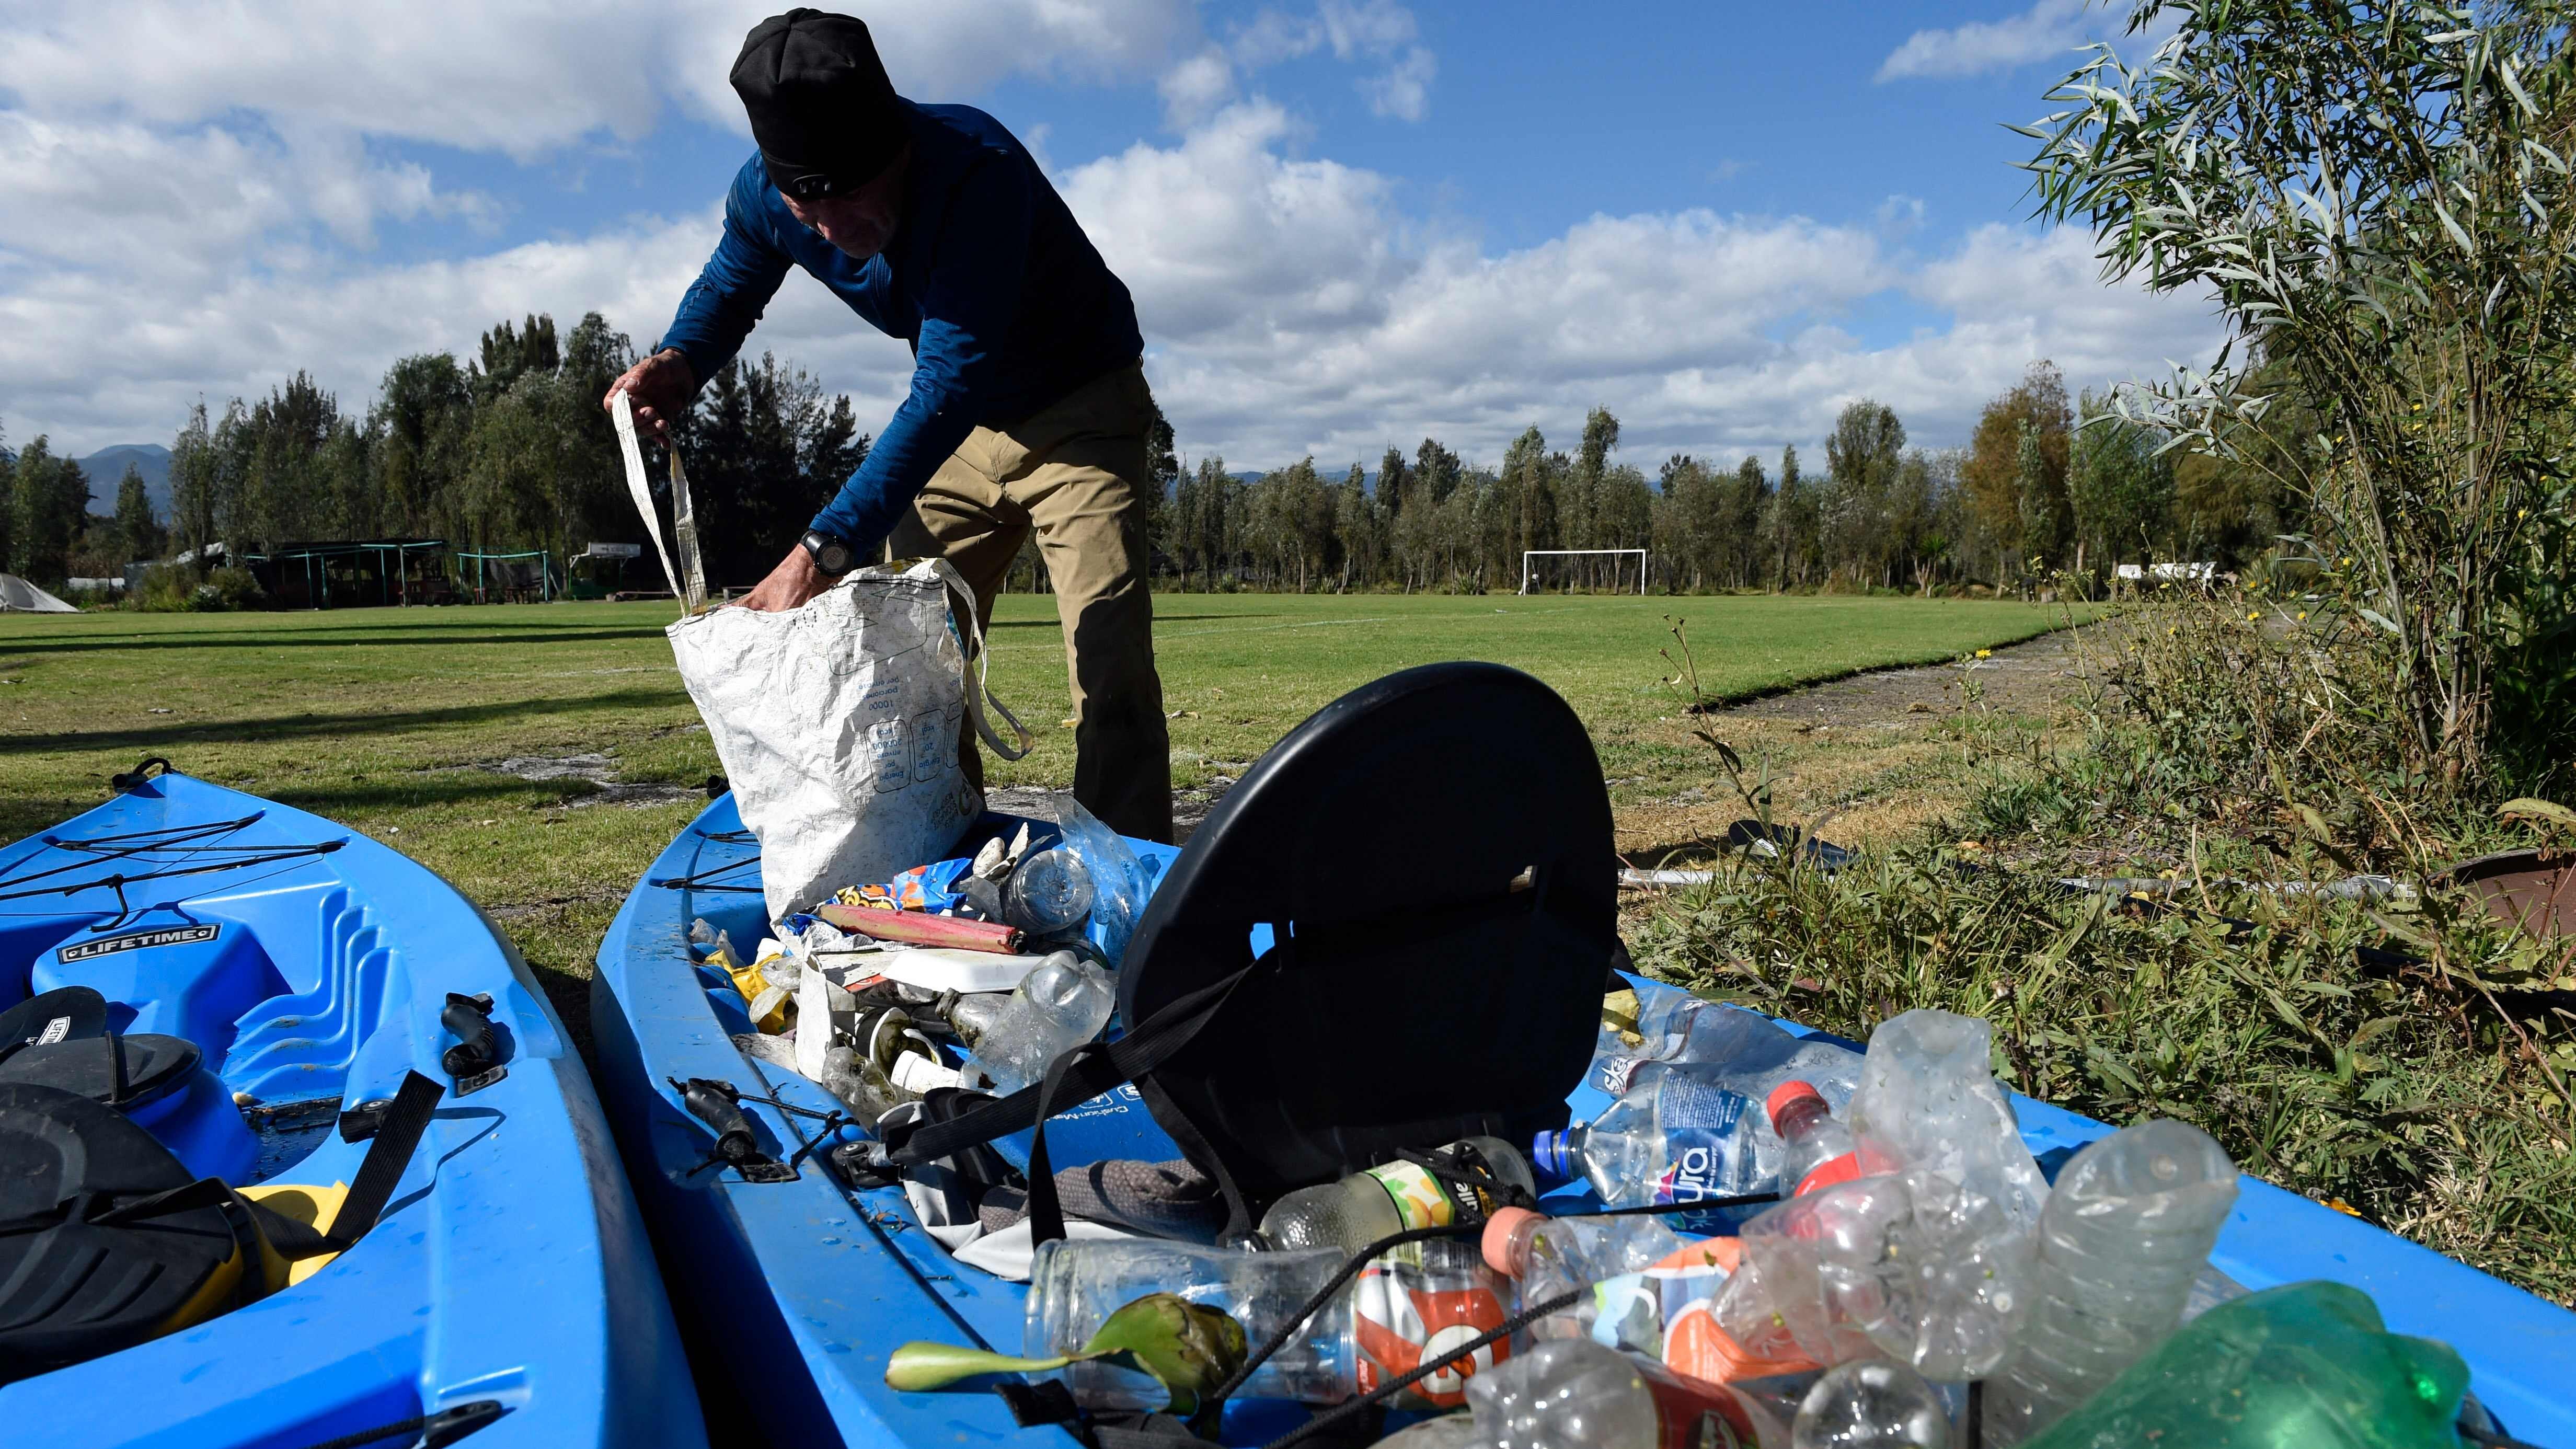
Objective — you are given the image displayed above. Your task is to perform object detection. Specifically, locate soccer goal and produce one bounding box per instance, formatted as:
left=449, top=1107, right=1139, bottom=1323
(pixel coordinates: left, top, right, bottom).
left=1520, top=548, right=1648, bottom=595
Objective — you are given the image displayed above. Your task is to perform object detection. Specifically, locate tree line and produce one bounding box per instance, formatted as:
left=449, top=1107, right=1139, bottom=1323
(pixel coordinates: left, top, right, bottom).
left=1162, top=363, right=2302, bottom=596
left=4, top=317, right=2299, bottom=602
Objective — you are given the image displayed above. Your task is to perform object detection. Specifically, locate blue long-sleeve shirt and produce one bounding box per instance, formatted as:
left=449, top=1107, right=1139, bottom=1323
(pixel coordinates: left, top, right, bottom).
left=657, top=101, right=1144, bottom=549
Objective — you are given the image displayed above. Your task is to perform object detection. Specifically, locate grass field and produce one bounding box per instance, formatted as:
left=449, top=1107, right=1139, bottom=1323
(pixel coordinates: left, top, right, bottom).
left=0, top=590, right=2080, bottom=1024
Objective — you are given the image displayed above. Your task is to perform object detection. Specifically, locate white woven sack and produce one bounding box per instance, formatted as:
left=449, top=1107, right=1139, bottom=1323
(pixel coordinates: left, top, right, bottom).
left=614, top=395, right=1030, bottom=921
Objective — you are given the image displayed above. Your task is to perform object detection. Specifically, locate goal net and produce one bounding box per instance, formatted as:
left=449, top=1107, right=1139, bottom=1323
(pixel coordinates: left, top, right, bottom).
left=1520, top=549, right=1647, bottom=595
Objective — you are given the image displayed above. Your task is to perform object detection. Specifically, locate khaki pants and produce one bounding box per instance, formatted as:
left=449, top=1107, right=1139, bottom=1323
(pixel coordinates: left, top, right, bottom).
left=890, top=362, right=1174, bottom=843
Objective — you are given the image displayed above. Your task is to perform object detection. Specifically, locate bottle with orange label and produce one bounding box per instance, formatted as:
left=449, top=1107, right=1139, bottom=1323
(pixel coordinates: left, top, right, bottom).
left=1481, top=1207, right=1821, bottom=1388
left=1255, top=1136, right=1536, bottom=1252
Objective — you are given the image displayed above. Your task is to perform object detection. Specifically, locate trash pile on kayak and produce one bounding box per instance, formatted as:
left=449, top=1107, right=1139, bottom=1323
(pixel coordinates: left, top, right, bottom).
left=875, top=978, right=2499, bottom=1448
left=594, top=664, right=2564, bottom=1448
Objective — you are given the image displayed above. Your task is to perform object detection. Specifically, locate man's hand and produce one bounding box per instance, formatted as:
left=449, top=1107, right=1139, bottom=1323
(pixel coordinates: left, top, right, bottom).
left=737, top=545, right=835, bottom=613
left=603, top=348, right=697, bottom=439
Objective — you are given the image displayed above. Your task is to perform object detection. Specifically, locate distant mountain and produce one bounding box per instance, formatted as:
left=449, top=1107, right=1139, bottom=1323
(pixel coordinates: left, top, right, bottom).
left=72, top=443, right=174, bottom=518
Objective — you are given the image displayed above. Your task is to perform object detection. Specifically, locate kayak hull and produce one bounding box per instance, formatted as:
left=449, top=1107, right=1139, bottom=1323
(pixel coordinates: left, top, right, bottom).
left=594, top=794, right=2576, bottom=1448
left=0, top=773, right=703, bottom=1449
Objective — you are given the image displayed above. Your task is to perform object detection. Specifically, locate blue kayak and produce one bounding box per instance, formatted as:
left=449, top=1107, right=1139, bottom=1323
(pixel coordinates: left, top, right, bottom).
left=0, top=767, right=703, bottom=1449
left=593, top=791, right=2576, bottom=1448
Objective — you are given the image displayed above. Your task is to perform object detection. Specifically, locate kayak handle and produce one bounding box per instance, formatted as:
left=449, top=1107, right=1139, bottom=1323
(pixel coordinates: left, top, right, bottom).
left=676, top=1076, right=760, bottom=1165
left=440, top=992, right=498, bottom=1078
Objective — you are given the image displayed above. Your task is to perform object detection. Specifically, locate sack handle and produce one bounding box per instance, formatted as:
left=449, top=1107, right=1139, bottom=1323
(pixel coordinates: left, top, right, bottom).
left=611, top=391, right=708, bottom=617
left=921, top=556, right=1035, bottom=762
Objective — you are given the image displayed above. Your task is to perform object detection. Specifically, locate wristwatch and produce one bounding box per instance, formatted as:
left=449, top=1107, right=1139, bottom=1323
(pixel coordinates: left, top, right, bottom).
left=800, top=528, right=857, bottom=576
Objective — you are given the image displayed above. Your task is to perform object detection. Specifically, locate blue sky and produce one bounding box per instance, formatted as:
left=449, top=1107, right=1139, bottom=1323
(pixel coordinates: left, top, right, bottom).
left=0, top=1, right=2217, bottom=471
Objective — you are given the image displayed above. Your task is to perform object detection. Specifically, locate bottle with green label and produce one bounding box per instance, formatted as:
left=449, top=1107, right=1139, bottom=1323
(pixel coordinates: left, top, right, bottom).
left=1258, top=1137, right=1537, bottom=1253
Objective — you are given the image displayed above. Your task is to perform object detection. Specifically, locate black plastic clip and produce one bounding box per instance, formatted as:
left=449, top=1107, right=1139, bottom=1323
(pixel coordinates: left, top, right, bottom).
left=827, top=1138, right=902, bottom=1191
left=338, top=1097, right=394, bottom=1143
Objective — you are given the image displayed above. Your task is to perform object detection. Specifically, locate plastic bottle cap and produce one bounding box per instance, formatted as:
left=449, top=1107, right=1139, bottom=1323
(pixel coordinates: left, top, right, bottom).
left=1764, top=1079, right=1824, bottom=1128
left=1481, top=1206, right=1543, bottom=1278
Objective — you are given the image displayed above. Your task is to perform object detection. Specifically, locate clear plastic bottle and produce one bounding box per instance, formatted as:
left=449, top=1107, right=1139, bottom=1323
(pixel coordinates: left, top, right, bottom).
left=1985, top=1119, right=2239, bottom=1443
left=1766, top=1080, right=1859, bottom=1196
left=1533, top=1068, right=1768, bottom=1227
left=1791, top=1360, right=1949, bottom=1449
left=1459, top=1339, right=1783, bottom=1448
left=1259, top=1137, right=1537, bottom=1252
left=1844, top=1009, right=2050, bottom=1233
left=962, top=952, right=1114, bottom=1095
left=1004, top=847, right=1096, bottom=936
left=1478, top=1206, right=1688, bottom=1290
left=1027, top=1237, right=1514, bottom=1411
left=818, top=1044, right=904, bottom=1123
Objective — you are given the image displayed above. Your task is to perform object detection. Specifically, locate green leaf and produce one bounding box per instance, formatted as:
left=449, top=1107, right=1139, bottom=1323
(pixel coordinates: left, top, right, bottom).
left=1084, top=1293, right=1249, bottom=1420
left=884, top=1342, right=1073, bottom=1392
left=2499, top=797, right=2576, bottom=833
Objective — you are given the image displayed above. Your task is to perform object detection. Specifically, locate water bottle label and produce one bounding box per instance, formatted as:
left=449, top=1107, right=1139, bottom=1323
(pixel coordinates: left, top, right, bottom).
left=1362, top=1160, right=1457, bottom=1229
left=1352, top=1240, right=1511, bottom=1409
left=1652, top=1084, right=1753, bottom=1208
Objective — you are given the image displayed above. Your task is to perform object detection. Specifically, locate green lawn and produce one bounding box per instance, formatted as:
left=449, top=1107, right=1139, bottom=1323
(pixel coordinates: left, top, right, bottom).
left=0, top=590, right=2077, bottom=1021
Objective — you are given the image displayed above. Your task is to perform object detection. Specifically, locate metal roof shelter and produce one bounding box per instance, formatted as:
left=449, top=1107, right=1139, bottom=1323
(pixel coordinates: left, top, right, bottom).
left=244, top=539, right=449, bottom=608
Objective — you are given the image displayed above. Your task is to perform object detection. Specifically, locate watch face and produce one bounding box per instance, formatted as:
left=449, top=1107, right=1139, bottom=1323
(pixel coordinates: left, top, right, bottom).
left=806, top=532, right=853, bottom=574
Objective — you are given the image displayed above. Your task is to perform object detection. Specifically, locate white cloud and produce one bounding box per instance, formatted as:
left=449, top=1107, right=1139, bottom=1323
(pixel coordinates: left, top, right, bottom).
left=0, top=1, right=1199, bottom=154
left=1225, top=1, right=1436, bottom=121
left=0, top=6, right=2216, bottom=475
left=1061, top=104, right=2220, bottom=468
left=1877, top=0, right=2096, bottom=82
left=1158, top=48, right=1238, bottom=129
left=1359, top=47, right=1438, bottom=122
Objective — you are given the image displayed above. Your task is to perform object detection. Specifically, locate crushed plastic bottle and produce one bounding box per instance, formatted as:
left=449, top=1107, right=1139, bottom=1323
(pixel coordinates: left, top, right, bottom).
left=962, top=951, right=1113, bottom=1095
left=1792, top=1360, right=1949, bottom=1449
left=1027, top=1237, right=1513, bottom=1411
left=1533, top=1067, right=1770, bottom=1229
left=1718, top=1166, right=2030, bottom=1379
left=1003, top=847, right=1096, bottom=936
left=1260, top=1138, right=1536, bottom=1252
left=1018, top=795, right=1152, bottom=965
left=1844, top=1009, right=2049, bottom=1233
left=1459, top=1338, right=1785, bottom=1449
left=1986, top=1120, right=2240, bottom=1444
left=1594, top=984, right=1862, bottom=1108
left=2018, top=1280, right=2466, bottom=1449
left=1768, top=1080, right=1859, bottom=1195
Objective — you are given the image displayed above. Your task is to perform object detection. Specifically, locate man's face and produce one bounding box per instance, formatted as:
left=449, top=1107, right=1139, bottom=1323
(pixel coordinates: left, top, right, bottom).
left=781, top=147, right=908, bottom=261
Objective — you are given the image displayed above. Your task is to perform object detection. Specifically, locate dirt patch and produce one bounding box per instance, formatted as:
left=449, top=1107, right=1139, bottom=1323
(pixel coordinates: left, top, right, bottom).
left=1615, top=628, right=2102, bottom=865
left=1713, top=627, right=2097, bottom=728
left=425, top=752, right=701, bottom=809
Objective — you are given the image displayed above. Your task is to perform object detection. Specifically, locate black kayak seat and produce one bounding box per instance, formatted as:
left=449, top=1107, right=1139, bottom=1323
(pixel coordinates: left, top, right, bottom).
left=1117, top=660, right=1618, bottom=1212
left=0, top=986, right=110, bottom=1050
left=0, top=1083, right=268, bottom=1382
left=0, top=1033, right=204, bottom=1114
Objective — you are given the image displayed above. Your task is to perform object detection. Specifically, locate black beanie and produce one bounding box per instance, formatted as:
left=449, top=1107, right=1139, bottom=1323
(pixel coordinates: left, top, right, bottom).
left=731, top=10, right=905, bottom=199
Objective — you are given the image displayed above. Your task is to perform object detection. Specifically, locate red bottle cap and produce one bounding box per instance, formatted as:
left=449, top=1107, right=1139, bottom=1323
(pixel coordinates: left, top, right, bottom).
left=1765, top=1079, right=1825, bottom=1129
left=1481, top=1206, right=1544, bottom=1278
